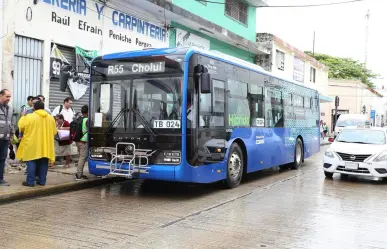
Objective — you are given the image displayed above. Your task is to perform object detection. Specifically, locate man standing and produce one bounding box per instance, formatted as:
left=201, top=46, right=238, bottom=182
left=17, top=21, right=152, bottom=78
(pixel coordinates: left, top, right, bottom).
left=18, top=101, right=56, bottom=187
left=36, top=95, right=52, bottom=114
left=52, top=97, right=74, bottom=123
left=74, top=105, right=88, bottom=180
left=20, top=96, right=33, bottom=117
left=0, top=89, right=14, bottom=186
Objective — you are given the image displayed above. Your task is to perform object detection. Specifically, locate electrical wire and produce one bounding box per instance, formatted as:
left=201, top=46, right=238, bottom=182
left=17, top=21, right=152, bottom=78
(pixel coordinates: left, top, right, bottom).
left=197, top=0, right=369, bottom=8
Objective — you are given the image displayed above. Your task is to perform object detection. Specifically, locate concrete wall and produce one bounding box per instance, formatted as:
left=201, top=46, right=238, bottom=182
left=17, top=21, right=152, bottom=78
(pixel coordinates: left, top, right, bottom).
left=172, top=0, right=256, bottom=42
left=271, top=42, right=329, bottom=89
left=2, top=0, right=170, bottom=106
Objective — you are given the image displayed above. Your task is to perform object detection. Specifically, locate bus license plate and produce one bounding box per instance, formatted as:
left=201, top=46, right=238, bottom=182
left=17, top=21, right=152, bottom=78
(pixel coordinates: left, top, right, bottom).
left=153, top=120, right=181, bottom=129
left=345, top=162, right=358, bottom=170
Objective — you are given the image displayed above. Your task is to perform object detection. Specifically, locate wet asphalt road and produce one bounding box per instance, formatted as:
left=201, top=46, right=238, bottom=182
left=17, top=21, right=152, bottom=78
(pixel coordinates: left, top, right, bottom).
left=1, top=147, right=387, bottom=249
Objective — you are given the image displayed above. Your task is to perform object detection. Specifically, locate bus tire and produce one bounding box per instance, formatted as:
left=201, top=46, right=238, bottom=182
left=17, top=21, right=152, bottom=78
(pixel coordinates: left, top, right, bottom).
left=224, top=143, right=244, bottom=189
left=291, top=138, right=303, bottom=170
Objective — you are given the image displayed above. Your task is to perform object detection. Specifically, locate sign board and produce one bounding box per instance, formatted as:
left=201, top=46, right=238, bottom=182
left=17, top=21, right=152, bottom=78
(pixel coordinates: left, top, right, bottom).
left=293, top=57, right=305, bottom=82
left=370, top=110, right=376, bottom=119
left=15, top=0, right=170, bottom=55
left=331, top=109, right=349, bottom=115
left=176, top=28, right=210, bottom=50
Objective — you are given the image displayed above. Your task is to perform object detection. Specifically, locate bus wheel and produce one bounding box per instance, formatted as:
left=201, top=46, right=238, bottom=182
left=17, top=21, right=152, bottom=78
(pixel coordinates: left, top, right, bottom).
left=291, top=138, right=303, bottom=170
left=224, top=143, right=244, bottom=189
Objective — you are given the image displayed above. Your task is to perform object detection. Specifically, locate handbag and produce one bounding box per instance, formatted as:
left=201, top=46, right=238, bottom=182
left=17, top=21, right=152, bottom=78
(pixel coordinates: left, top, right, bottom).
left=58, top=130, right=70, bottom=140
left=55, top=122, right=70, bottom=141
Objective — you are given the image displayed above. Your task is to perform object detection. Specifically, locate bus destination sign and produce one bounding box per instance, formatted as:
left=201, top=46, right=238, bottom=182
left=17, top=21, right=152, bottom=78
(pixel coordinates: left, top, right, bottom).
left=105, top=61, right=166, bottom=75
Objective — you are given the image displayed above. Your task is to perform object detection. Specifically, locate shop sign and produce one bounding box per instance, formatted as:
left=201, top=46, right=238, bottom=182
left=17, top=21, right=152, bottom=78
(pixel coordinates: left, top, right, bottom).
left=18, top=0, right=169, bottom=54
left=176, top=28, right=210, bottom=50
left=293, top=57, right=305, bottom=82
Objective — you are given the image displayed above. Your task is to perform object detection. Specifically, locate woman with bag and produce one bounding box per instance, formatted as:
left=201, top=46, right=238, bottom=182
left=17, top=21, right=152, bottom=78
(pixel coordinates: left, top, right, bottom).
left=51, top=114, right=72, bottom=168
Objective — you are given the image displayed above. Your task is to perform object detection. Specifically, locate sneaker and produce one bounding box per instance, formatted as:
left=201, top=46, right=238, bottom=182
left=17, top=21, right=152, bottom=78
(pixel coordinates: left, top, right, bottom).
left=0, top=180, right=10, bottom=186
left=74, top=174, right=88, bottom=181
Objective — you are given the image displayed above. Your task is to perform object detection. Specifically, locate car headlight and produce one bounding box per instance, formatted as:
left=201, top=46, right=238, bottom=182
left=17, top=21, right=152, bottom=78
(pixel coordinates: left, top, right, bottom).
left=325, top=148, right=335, bottom=158
left=374, top=151, right=387, bottom=162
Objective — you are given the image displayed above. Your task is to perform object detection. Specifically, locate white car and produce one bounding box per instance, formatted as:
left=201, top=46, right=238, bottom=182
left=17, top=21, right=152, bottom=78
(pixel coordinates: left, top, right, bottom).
left=333, top=114, right=370, bottom=137
left=324, top=127, right=387, bottom=180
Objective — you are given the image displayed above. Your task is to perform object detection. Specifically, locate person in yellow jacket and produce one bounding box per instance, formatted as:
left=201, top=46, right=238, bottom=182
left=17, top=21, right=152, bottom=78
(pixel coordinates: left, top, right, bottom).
left=17, top=101, right=57, bottom=187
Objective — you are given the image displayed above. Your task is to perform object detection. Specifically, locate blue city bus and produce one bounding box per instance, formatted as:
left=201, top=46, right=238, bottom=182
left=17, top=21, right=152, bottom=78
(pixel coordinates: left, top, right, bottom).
left=85, top=47, right=320, bottom=188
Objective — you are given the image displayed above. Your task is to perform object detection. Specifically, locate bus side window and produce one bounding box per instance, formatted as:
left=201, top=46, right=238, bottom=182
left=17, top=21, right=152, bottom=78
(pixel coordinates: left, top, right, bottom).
left=266, top=88, right=284, bottom=128
left=249, top=84, right=264, bottom=127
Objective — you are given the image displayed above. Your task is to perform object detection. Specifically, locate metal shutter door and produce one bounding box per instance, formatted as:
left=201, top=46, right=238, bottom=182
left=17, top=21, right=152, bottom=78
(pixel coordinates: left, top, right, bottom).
left=13, top=35, right=43, bottom=111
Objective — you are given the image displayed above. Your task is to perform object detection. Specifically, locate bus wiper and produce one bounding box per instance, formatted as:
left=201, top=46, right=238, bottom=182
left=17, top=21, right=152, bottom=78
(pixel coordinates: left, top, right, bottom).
left=104, top=108, right=126, bottom=136
left=130, top=107, right=156, bottom=141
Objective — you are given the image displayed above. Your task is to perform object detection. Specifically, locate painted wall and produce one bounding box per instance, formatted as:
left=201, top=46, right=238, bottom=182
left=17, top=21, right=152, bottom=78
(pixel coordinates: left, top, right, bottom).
left=170, top=22, right=255, bottom=63
left=3, top=0, right=170, bottom=105
left=172, top=0, right=256, bottom=42
left=269, top=43, right=328, bottom=96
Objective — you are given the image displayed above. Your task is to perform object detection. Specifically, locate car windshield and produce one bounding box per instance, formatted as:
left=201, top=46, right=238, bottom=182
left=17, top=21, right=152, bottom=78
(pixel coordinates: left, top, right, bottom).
left=336, top=129, right=386, bottom=145
left=336, top=119, right=366, bottom=127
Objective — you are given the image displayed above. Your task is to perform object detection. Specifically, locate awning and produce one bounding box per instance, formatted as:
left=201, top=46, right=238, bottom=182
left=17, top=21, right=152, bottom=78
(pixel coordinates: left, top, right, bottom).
left=319, top=94, right=332, bottom=103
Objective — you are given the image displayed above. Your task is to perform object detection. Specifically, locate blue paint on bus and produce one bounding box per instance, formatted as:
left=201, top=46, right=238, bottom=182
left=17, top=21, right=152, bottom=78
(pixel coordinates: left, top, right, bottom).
left=88, top=47, right=320, bottom=184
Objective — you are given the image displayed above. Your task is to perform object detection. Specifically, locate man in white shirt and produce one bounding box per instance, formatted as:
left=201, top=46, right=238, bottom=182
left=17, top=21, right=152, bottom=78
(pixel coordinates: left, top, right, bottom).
left=52, top=97, right=75, bottom=123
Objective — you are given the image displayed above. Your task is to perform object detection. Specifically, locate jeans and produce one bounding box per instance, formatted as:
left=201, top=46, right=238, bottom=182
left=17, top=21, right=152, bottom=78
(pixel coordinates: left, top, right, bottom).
left=76, top=142, right=88, bottom=176
left=26, top=158, right=49, bottom=185
left=0, top=140, right=9, bottom=180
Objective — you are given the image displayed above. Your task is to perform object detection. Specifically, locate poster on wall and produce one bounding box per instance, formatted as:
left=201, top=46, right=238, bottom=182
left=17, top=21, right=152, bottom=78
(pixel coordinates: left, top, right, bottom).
left=293, top=57, right=305, bottom=82
left=176, top=28, right=210, bottom=50
left=69, top=46, right=98, bottom=100
left=50, top=44, right=70, bottom=78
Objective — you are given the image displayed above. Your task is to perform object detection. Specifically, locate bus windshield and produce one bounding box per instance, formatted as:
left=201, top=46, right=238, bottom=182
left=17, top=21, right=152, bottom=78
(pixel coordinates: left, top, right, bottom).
left=90, top=56, right=183, bottom=133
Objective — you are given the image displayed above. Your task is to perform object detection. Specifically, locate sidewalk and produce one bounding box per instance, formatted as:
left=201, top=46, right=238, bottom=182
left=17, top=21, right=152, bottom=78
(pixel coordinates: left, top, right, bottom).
left=321, top=138, right=331, bottom=146
left=0, top=162, right=125, bottom=204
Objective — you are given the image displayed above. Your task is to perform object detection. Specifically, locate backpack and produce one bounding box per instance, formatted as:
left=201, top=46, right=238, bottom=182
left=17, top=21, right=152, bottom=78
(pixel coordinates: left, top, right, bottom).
left=59, top=105, right=74, bottom=114
left=70, top=116, right=87, bottom=142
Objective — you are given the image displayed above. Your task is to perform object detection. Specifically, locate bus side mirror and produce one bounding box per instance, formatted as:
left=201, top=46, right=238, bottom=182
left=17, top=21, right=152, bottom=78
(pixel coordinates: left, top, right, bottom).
left=200, top=72, right=211, bottom=94
left=59, top=65, right=72, bottom=92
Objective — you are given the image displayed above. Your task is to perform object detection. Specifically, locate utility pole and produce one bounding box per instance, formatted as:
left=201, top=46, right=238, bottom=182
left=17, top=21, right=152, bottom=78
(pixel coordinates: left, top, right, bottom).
left=365, top=9, right=370, bottom=67
left=312, top=31, right=315, bottom=56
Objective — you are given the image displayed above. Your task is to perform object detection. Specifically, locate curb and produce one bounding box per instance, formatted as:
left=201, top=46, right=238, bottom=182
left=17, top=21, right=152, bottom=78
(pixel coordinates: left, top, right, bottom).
left=0, top=177, right=128, bottom=205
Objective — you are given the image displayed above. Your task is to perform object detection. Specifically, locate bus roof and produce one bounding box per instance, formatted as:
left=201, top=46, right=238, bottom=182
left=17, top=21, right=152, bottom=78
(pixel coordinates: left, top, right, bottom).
left=101, top=47, right=318, bottom=93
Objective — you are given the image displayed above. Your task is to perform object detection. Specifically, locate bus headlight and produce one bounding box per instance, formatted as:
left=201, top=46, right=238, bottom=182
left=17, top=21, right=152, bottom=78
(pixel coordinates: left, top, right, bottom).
left=155, top=151, right=181, bottom=165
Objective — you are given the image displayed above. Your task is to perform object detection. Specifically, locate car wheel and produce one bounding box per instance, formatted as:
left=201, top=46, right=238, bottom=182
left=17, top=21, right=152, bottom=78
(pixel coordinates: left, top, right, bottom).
left=291, top=138, right=303, bottom=170
left=224, top=143, right=244, bottom=189
left=324, top=171, right=333, bottom=179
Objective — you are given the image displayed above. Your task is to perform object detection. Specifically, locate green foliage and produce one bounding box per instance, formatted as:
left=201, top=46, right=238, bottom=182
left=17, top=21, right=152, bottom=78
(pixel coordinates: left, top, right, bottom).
left=305, top=52, right=378, bottom=88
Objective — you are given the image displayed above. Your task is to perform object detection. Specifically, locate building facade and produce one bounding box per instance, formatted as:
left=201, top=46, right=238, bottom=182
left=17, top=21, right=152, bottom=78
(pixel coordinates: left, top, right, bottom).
left=324, top=79, right=383, bottom=130
left=1, top=0, right=269, bottom=114
left=256, top=33, right=331, bottom=114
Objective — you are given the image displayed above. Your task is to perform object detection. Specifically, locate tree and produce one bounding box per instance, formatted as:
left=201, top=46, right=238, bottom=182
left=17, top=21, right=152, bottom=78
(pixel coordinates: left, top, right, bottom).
left=305, top=52, right=378, bottom=88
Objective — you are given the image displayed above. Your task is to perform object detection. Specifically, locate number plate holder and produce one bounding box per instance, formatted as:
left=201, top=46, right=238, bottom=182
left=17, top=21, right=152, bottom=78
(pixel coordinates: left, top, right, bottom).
left=345, top=162, right=359, bottom=170
left=153, top=120, right=181, bottom=129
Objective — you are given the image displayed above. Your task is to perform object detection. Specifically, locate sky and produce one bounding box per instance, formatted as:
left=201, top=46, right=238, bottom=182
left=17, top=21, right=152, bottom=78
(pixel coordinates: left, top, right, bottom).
left=256, top=0, right=386, bottom=88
